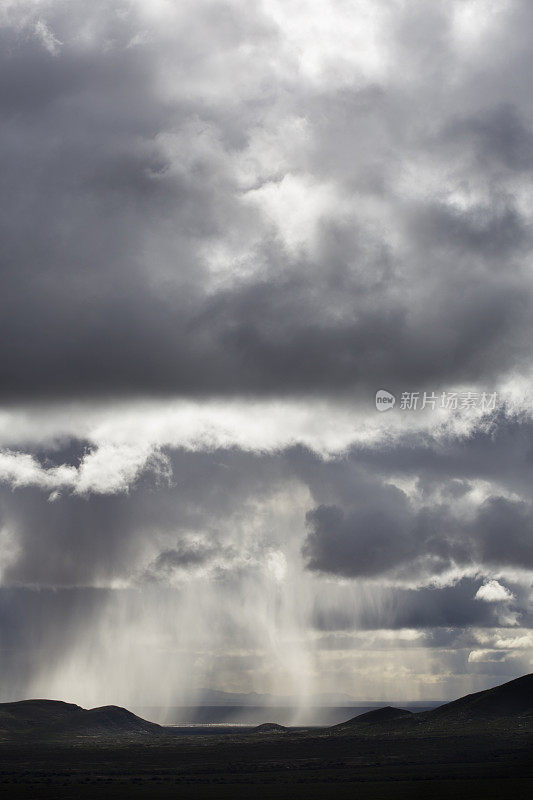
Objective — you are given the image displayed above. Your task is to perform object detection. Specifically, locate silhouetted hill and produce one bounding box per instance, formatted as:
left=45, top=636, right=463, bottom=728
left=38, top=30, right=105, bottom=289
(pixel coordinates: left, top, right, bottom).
left=426, top=672, right=533, bottom=721
left=331, top=673, right=533, bottom=737
left=252, top=722, right=288, bottom=733
left=2, top=674, right=531, bottom=745
left=0, top=700, right=163, bottom=740
left=52, top=705, right=163, bottom=736
left=0, top=699, right=82, bottom=732
left=334, top=705, right=412, bottom=730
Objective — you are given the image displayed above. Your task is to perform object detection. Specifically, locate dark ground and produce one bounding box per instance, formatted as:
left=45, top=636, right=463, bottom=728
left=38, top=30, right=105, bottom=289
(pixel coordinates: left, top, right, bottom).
left=1, top=726, right=532, bottom=799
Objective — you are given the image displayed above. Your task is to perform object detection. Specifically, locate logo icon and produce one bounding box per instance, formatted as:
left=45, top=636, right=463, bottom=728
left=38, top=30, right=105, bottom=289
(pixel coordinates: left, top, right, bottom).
left=375, top=389, right=396, bottom=411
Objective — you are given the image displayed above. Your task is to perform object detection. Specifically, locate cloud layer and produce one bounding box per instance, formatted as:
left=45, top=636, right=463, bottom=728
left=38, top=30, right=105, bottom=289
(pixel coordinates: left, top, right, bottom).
left=1, top=1, right=533, bottom=400
left=1, top=0, right=533, bottom=703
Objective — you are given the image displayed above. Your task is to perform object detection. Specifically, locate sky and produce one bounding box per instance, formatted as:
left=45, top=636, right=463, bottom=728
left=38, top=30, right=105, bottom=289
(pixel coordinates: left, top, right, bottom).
left=0, top=0, right=533, bottom=708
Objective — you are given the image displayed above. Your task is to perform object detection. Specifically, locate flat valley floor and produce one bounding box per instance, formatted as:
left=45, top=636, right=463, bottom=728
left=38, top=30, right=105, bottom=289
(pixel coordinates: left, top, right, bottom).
left=1, top=727, right=532, bottom=799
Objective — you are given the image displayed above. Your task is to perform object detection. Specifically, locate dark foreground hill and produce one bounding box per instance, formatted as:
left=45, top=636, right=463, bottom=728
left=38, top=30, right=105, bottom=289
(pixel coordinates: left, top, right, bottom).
left=336, top=672, right=533, bottom=735
left=334, top=705, right=413, bottom=731
left=427, top=671, right=533, bottom=721
left=0, top=700, right=83, bottom=732
left=0, top=700, right=163, bottom=740
left=252, top=722, right=288, bottom=733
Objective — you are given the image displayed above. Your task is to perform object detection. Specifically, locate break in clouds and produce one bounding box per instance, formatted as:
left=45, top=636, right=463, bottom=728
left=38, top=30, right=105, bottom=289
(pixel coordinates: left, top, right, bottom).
left=1, top=0, right=533, bottom=705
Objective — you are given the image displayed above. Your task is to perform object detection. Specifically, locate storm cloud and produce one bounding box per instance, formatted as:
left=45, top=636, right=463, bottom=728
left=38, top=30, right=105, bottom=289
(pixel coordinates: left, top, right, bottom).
left=303, top=495, right=533, bottom=579
left=1, top=1, right=533, bottom=400
left=1, top=0, right=533, bottom=704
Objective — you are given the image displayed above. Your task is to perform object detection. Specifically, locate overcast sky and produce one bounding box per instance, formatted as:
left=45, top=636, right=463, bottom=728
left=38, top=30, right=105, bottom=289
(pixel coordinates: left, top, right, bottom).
left=1, top=0, right=532, bottom=707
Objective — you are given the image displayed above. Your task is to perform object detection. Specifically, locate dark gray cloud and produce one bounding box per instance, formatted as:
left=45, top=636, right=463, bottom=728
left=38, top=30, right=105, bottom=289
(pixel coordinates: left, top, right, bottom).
left=303, top=495, right=533, bottom=579
left=1, top=2, right=533, bottom=400
left=297, top=415, right=533, bottom=579
left=445, top=104, right=533, bottom=173
left=152, top=543, right=219, bottom=570
left=304, top=497, right=416, bottom=579
left=311, top=579, right=512, bottom=632
left=146, top=540, right=237, bottom=578
left=344, top=412, right=533, bottom=499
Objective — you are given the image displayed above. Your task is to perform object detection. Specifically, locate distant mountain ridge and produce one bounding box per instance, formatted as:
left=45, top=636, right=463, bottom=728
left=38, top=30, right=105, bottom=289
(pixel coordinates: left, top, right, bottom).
left=194, top=689, right=361, bottom=706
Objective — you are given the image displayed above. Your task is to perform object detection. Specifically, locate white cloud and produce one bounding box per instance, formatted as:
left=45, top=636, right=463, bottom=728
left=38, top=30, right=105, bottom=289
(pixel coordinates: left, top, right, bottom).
left=0, top=444, right=170, bottom=497
left=0, top=450, right=77, bottom=491
left=475, top=579, right=515, bottom=603
left=75, top=443, right=171, bottom=496
left=0, top=391, right=527, bottom=498
left=468, top=648, right=509, bottom=663
left=34, top=18, right=62, bottom=53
